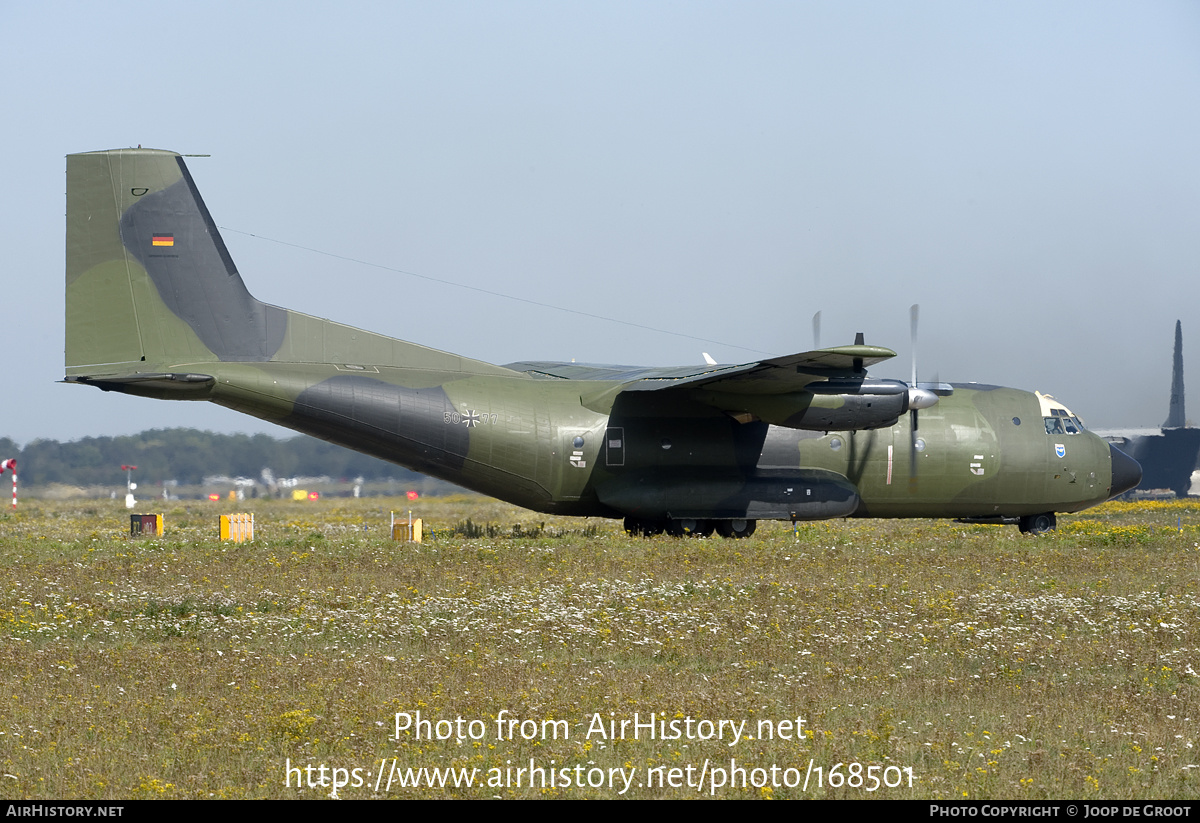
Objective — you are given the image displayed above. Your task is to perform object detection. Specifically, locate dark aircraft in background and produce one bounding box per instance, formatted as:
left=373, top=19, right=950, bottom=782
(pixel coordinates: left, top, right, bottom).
left=63, top=149, right=1141, bottom=536
left=1100, top=321, right=1200, bottom=498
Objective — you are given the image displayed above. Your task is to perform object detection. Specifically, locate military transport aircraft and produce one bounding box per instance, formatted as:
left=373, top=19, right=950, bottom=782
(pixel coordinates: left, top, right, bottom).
left=64, top=149, right=1141, bottom=536
left=1099, top=321, right=1200, bottom=498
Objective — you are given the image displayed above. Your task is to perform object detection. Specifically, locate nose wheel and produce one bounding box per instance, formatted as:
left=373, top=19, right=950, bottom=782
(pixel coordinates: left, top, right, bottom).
left=1018, top=513, right=1056, bottom=535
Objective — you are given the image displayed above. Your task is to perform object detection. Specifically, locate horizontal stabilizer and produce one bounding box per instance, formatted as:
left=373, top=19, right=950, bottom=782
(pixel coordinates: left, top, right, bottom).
left=63, top=372, right=215, bottom=397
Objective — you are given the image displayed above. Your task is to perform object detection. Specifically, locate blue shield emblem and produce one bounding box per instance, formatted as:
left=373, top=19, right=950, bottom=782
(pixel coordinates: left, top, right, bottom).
left=1055, top=443, right=1066, bottom=459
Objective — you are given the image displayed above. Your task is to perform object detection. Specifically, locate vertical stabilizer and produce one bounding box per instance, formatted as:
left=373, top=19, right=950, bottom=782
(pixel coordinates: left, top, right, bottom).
left=66, top=149, right=504, bottom=382
left=65, top=148, right=286, bottom=377
left=1165, top=320, right=1186, bottom=428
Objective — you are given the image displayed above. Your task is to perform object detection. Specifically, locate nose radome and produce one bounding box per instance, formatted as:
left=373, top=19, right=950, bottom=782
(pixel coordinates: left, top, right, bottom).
left=1108, top=444, right=1142, bottom=498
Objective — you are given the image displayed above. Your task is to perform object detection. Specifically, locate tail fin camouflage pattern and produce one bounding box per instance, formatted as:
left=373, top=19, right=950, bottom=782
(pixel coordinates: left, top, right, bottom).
left=66, top=149, right=284, bottom=380
left=65, top=148, right=505, bottom=393
left=65, top=148, right=1139, bottom=532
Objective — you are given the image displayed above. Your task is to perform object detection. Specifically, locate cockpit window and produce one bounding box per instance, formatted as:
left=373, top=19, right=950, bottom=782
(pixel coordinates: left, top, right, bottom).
left=1037, top=393, right=1087, bottom=434
left=1044, top=408, right=1086, bottom=435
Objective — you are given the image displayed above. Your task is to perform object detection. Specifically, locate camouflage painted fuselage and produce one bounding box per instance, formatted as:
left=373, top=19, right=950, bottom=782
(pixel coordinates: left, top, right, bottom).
left=65, top=149, right=1138, bottom=528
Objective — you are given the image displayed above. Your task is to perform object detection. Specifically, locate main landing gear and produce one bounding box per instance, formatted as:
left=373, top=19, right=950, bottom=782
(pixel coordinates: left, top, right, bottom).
left=624, top=517, right=756, bottom=539
left=1017, top=513, right=1056, bottom=535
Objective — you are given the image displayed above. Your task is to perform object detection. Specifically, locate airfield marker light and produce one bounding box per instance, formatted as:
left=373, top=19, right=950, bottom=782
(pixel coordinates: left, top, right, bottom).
left=121, top=465, right=138, bottom=509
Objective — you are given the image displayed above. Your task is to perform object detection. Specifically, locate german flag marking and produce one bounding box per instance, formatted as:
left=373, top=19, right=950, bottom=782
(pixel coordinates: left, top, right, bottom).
left=152, top=234, right=174, bottom=247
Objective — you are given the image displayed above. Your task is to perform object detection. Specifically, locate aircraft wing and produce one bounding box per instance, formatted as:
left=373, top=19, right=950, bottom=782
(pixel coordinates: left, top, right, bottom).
left=508, top=344, right=897, bottom=395
left=510, top=344, right=908, bottom=430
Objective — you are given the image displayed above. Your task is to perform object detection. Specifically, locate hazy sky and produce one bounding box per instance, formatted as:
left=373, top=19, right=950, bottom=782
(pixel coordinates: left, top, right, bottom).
left=5, top=1, right=1200, bottom=445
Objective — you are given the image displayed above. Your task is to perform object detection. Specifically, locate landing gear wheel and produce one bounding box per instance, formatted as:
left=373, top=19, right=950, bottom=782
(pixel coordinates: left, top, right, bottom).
left=666, top=518, right=714, bottom=537
left=624, top=517, right=665, bottom=537
left=715, top=519, right=757, bottom=539
left=1018, top=513, right=1056, bottom=535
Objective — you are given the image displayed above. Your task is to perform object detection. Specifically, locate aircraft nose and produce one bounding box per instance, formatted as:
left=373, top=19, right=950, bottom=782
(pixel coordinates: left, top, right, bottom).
left=1108, top=444, right=1142, bottom=498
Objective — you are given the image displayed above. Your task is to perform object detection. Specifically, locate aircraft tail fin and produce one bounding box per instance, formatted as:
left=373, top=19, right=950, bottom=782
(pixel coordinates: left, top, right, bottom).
left=66, top=149, right=517, bottom=390
left=1165, top=320, right=1186, bottom=429
left=65, top=148, right=286, bottom=379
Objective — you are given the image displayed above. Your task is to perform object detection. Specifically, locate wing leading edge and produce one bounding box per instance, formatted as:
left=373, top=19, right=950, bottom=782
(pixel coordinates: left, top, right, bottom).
left=508, top=343, right=896, bottom=392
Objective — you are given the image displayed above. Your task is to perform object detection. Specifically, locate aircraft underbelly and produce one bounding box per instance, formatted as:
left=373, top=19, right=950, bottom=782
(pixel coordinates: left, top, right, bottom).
left=594, top=467, right=859, bottom=520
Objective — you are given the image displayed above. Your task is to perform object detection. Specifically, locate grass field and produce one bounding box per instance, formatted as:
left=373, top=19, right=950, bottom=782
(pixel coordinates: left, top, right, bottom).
left=1, top=496, right=1197, bottom=799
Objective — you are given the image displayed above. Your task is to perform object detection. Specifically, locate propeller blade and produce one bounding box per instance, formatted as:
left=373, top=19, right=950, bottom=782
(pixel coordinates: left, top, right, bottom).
left=907, top=304, right=929, bottom=489
left=909, top=408, right=919, bottom=487
left=906, top=303, right=938, bottom=412
left=812, top=311, right=821, bottom=350
left=910, top=303, right=919, bottom=387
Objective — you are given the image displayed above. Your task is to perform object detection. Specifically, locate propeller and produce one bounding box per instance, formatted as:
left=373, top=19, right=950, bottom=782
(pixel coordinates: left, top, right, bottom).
left=812, top=311, right=821, bottom=350
left=907, top=304, right=939, bottom=486
left=907, top=304, right=938, bottom=412
left=910, top=304, right=918, bottom=395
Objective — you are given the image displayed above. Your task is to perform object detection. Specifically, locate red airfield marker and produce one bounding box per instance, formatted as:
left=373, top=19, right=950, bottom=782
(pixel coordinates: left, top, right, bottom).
left=0, top=459, right=16, bottom=509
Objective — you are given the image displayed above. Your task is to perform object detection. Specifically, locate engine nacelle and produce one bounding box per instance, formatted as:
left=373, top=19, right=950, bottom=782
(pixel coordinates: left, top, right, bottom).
left=785, top=390, right=909, bottom=430
left=694, top=378, right=934, bottom=431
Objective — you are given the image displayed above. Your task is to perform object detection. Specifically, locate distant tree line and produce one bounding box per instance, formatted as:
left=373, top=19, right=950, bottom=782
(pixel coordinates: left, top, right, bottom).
left=0, top=429, right=422, bottom=488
